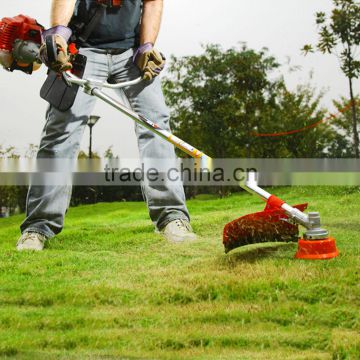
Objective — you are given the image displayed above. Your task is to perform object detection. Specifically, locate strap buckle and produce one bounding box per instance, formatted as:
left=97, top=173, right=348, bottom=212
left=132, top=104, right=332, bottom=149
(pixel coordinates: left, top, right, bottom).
left=96, top=0, right=122, bottom=8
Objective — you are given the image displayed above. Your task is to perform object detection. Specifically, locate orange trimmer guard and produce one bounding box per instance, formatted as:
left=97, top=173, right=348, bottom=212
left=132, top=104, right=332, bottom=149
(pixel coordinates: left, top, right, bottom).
left=223, top=199, right=308, bottom=254
left=295, top=238, right=339, bottom=260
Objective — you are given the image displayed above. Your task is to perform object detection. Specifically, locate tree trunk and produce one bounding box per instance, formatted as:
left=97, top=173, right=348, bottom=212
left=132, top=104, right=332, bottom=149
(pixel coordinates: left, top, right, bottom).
left=349, top=77, right=359, bottom=158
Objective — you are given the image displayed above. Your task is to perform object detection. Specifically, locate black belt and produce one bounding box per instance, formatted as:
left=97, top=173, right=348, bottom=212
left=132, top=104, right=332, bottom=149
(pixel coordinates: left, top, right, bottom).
left=104, top=48, right=129, bottom=55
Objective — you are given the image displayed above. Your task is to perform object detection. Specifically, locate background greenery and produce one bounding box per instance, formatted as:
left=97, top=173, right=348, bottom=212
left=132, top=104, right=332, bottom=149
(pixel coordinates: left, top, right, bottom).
left=163, top=44, right=359, bottom=159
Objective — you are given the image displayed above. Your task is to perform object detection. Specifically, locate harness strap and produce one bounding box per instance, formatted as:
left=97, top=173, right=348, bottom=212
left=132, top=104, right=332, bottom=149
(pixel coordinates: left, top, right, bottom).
left=69, top=0, right=122, bottom=47
left=76, top=4, right=107, bottom=45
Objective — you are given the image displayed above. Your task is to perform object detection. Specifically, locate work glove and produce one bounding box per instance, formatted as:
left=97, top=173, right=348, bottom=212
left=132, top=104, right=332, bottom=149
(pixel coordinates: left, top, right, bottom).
left=133, top=43, right=166, bottom=81
left=40, top=26, right=73, bottom=73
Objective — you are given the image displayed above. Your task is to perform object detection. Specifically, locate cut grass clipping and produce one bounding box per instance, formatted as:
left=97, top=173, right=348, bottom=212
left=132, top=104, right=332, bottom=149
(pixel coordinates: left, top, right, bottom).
left=0, top=187, right=359, bottom=359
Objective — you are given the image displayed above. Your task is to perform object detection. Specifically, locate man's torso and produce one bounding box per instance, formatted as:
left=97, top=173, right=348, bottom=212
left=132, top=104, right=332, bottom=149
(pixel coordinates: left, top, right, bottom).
left=73, top=0, right=143, bottom=49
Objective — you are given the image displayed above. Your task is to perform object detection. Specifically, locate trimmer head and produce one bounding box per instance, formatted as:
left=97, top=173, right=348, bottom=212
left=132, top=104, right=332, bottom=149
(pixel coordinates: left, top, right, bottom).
left=295, top=238, right=339, bottom=260
left=223, top=199, right=308, bottom=253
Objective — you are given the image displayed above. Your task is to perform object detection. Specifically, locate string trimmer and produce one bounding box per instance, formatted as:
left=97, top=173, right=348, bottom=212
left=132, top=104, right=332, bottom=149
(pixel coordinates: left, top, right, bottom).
left=0, top=14, right=339, bottom=260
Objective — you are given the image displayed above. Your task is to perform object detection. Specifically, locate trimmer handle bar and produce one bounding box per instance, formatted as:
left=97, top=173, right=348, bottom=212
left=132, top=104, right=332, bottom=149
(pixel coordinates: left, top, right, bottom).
left=63, top=71, right=142, bottom=90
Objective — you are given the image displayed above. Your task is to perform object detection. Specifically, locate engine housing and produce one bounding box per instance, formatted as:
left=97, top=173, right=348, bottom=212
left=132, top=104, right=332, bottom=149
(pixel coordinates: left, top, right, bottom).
left=0, top=14, right=44, bottom=73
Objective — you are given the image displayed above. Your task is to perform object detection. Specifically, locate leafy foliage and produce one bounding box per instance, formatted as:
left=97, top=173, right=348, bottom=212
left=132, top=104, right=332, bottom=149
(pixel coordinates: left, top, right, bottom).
left=164, top=44, right=282, bottom=158
left=328, top=96, right=360, bottom=157
left=302, top=0, right=360, bottom=157
left=303, top=0, right=360, bottom=79
left=163, top=44, right=340, bottom=158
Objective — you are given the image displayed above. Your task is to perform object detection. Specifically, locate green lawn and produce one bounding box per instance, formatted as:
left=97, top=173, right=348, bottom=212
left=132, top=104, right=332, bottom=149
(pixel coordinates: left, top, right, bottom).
left=0, top=187, right=359, bottom=359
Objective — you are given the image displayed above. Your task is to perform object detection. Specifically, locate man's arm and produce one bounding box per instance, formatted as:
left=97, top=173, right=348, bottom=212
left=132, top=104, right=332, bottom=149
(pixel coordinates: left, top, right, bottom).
left=50, top=0, right=77, bottom=27
left=39, top=0, right=75, bottom=72
left=140, top=0, right=163, bottom=45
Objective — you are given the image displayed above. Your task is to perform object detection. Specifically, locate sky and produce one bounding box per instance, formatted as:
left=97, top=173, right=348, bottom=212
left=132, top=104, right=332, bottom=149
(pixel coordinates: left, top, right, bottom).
left=0, top=0, right=358, bottom=158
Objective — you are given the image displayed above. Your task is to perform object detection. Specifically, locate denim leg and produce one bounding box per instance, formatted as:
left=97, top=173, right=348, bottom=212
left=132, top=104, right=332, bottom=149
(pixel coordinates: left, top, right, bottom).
left=110, top=50, right=190, bottom=229
left=21, top=49, right=109, bottom=238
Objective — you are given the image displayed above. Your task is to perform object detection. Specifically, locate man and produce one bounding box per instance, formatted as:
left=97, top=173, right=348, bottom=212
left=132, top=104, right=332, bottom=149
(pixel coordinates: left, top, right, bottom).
left=16, top=0, right=196, bottom=251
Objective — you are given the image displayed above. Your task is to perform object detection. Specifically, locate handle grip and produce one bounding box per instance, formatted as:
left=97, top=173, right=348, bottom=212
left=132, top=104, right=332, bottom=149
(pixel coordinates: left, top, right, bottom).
left=63, top=71, right=142, bottom=89
left=45, top=35, right=57, bottom=64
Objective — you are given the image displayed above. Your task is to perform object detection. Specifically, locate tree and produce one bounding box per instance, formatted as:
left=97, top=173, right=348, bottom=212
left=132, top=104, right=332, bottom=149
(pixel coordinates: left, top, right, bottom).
left=303, top=0, right=360, bottom=157
left=163, top=44, right=338, bottom=159
left=163, top=44, right=284, bottom=158
left=327, top=96, right=360, bottom=157
left=254, top=85, right=335, bottom=158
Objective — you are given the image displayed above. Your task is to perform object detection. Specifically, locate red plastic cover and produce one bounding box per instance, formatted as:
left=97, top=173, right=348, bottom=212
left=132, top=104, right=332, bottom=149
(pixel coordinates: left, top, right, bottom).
left=223, top=198, right=308, bottom=253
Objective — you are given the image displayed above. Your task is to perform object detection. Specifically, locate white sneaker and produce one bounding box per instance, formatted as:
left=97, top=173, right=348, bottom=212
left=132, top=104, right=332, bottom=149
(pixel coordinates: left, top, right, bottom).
left=16, top=232, right=47, bottom=251
left=162, top=219, right=197, bottom=243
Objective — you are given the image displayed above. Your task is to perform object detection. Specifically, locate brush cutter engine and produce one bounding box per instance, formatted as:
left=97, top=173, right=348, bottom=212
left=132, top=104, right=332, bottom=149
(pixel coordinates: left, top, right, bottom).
left=0, top=14, right=44, bottom=74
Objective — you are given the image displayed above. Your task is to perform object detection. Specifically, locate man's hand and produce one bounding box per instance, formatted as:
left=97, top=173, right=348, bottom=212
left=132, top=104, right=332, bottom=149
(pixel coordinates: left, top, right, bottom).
left=137, top=0, right=165, bottom=80
left=39, top=26, right=72, bottom=73
left=133, top=43, right=166, bottom=81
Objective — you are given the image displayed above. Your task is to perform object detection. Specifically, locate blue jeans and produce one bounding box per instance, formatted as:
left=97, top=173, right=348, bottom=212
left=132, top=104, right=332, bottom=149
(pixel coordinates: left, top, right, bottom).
left=21, top=48, right=190, bottom=238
